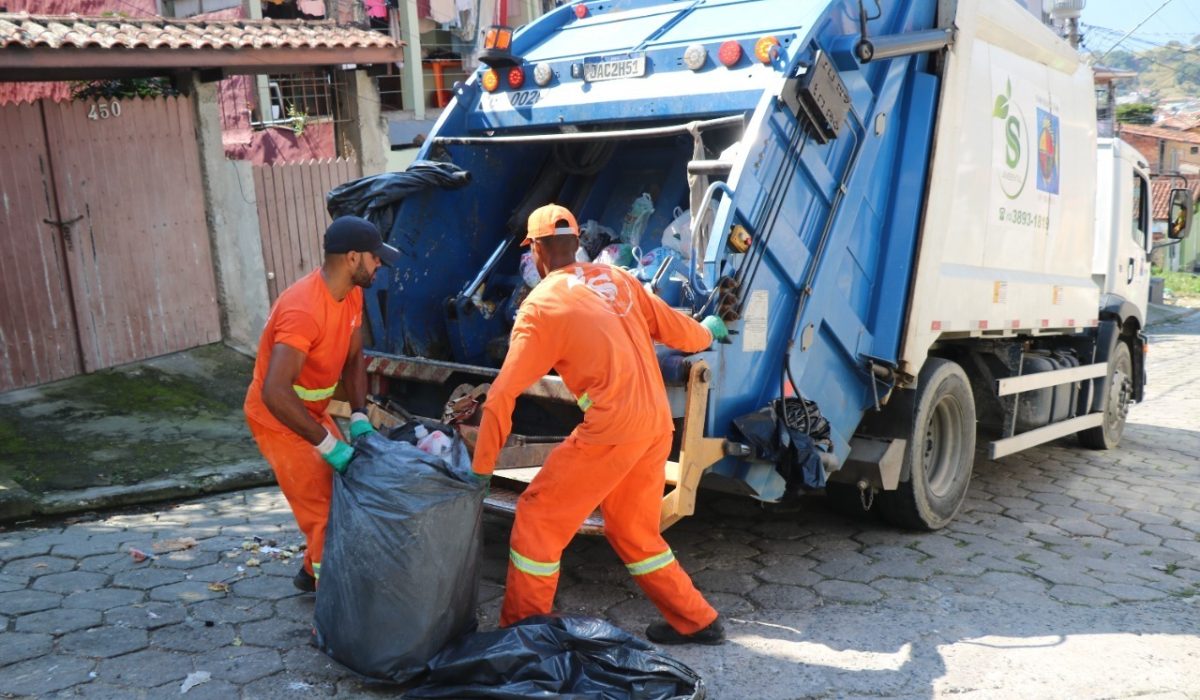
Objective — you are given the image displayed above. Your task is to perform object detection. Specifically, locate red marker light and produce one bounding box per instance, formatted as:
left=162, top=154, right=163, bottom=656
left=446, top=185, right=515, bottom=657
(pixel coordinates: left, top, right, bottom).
left=507, top=66, right=526, bottom=89
left=574, top=4, right=588, bottom=18
left=718, top=40, right=742, bottom=67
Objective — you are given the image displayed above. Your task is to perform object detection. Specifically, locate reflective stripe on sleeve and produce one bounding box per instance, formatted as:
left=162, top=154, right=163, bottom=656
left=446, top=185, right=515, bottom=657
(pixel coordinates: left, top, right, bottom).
left=293, top=382, right=338, bottom=401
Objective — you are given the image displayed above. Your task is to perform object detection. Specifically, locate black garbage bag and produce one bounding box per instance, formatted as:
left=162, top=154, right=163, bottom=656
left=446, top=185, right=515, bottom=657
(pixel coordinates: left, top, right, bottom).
left=314, top=429, right=485, bottom=683
left=731, top=397, right=830, bottom=490
left=405, top=615, right=705, bottom=700
left=325, top=160, right=471, bottom=236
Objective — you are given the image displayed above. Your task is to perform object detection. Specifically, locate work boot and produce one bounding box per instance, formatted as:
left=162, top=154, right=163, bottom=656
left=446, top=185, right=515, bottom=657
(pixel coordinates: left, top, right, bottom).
left=645, top=616, right=725, bottom=646
left=293, top=565, right=316, bottom=593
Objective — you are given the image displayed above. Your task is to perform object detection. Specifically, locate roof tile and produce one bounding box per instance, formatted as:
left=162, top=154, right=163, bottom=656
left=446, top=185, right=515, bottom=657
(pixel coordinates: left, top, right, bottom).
left=0, top=12, right=400, bottom=52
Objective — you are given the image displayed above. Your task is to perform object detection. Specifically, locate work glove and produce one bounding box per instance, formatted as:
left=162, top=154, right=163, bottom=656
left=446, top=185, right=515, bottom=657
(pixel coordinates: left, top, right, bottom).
left=701, top=315, right=730, bottom=343
left=472, top=471, right=492, bottom=496
left=348, top=411, right=377, bottom=440
left=316, top=431, right=354, bottom=474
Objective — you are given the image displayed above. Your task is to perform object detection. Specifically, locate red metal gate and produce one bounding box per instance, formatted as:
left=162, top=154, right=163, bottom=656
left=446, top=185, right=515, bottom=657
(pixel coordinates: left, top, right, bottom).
left=0, top=96, right=221, bottom=392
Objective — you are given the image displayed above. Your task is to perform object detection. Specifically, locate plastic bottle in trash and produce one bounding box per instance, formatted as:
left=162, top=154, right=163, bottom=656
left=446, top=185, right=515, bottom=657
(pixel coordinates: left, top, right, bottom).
left=417, top=429, right=454, bottom=459
left=619, top=193, right=655, bottom=248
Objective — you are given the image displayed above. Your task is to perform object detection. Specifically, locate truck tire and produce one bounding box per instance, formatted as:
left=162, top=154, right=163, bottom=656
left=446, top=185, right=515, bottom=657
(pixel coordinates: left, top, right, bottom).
left=880, top=358, right=976, bottom=531
left=1078, top=340, right=1132, bottom=450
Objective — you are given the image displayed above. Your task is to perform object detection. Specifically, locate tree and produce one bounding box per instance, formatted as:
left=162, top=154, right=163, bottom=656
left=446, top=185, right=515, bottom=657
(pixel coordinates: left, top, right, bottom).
left=1116, top=103, right=1156, bottom=125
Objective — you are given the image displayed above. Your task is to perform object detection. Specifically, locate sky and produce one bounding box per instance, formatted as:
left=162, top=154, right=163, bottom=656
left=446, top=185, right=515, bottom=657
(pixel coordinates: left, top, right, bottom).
left=1078, top=0, right=1200, bottom=55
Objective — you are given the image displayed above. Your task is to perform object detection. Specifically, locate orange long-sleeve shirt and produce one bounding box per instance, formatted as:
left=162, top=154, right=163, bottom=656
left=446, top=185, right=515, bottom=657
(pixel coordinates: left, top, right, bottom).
left=472, top=263, right=713, bottom=475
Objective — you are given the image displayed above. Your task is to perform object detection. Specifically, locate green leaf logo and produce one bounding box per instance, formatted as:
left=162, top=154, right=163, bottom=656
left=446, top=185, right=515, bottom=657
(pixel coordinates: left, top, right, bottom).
left=993, top=94, right=1009, bottom=119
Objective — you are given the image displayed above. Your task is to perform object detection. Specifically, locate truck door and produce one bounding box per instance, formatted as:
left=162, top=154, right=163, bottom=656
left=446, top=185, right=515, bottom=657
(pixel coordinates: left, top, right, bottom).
left=1113, top=169, right=1151, bottom=307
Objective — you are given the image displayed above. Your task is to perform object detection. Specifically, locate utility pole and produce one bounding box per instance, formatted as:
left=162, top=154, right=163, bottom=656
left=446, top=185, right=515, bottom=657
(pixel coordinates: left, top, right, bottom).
left=243, top=0, right=275, bottom=122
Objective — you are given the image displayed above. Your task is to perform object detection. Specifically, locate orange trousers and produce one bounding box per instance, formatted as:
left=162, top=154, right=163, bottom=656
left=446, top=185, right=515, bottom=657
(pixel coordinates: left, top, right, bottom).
left=501, top=432, right=718, bottom=634
left=247, top=413, right=341, bottom=581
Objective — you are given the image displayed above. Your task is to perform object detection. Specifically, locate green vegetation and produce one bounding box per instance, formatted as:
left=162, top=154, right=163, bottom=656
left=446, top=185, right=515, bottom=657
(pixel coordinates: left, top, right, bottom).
left=1152, top=268, right=1200, bottom=297
left=1102, top=39, right=1200, bottom=102
left=1116, top=103, right=1156, bottom=124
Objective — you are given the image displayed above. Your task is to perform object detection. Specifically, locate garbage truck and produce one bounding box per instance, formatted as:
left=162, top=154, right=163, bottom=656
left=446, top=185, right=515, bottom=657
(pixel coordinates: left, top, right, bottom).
left=349, top=0, right=1194, bottom=531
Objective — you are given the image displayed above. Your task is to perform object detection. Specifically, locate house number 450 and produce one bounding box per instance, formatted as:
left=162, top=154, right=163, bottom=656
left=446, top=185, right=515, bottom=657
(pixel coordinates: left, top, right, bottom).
left=87, top=101, right=122, bottom=120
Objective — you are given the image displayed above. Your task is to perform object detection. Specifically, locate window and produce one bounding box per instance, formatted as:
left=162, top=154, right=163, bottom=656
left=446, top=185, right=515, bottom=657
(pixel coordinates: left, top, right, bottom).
left=1133, top=172, right=1149, bottom=248
left=1192, top=146, right=1199, bottom=155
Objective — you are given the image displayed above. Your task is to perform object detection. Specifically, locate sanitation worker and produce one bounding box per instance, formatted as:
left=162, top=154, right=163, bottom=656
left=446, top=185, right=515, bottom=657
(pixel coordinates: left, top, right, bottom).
left=471, top=204, right=729, bottom=645
left=243, top=216, right=399, bottom=592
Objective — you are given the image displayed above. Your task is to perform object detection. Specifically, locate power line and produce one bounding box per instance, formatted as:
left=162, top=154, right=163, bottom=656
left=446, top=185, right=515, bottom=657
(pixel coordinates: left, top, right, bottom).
left=1098, top=0, right=1183, bottom=62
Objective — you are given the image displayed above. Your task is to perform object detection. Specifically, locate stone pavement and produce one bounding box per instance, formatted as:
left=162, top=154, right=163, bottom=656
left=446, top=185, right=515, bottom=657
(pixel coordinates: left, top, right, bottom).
left=0, top=312, right=1198, bottom=699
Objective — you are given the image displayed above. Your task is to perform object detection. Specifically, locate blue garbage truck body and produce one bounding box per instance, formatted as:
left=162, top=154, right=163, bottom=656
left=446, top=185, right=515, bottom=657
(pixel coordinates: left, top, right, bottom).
left=362, top=0, right=1159, bottom=530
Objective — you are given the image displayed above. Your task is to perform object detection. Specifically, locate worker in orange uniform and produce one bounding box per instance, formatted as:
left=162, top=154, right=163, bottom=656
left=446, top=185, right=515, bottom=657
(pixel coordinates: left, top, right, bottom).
left=472, top=204, right=730, bottom=645
left=244, top=216, right=399, bottom=592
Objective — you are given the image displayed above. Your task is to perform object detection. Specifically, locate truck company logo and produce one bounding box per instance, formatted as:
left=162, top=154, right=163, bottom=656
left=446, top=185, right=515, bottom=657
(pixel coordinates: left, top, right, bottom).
left=992, top=79, right=1029, bottom=200
left=1036, top=108, right=1060, bottom=195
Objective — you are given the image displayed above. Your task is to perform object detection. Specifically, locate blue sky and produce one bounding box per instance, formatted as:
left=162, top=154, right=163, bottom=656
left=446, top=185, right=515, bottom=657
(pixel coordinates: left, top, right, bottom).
left=1080, top=0, right=1200, bottom=53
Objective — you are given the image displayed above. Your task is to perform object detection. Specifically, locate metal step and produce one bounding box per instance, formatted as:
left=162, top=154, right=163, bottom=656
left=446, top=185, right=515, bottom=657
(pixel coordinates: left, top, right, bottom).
left=485, top=477, right=606, bottom=536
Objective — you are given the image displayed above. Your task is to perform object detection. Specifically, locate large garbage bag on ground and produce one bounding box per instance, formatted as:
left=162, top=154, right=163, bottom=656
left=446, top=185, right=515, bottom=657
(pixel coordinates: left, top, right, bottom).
left=325, top=160, right=471, bottom=236
left=314, top=429, right=485, bottom=683
left=404, top=615, right=706, bottom=700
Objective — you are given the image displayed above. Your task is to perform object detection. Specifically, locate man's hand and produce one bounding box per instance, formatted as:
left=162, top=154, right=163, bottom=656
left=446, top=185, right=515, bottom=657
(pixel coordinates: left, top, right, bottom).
left=348, top=411, right=377, bottom=440
left=316, top=431, right=354, bottom=473
left=701, top=315, right=729, bottom=343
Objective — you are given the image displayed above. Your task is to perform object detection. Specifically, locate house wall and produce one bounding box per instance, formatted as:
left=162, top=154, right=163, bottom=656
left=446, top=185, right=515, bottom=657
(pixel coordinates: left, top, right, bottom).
left=1123, top=131, right=1200, bottom=175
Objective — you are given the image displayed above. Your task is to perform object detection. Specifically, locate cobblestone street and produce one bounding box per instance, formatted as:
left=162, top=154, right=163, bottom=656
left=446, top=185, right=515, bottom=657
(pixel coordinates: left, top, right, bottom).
left=1, top=312, right=1198, bottom=699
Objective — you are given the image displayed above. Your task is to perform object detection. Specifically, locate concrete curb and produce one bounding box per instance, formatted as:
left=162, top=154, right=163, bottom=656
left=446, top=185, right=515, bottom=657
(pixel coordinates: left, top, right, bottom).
left=1146, top=303, right=1199, bottom=328
left=0, top=477, right=36, bottom=521
left=27, top=460, right=274, bottom=518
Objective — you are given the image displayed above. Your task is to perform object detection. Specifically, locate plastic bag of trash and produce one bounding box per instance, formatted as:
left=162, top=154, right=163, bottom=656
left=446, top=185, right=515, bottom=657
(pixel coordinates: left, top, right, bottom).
left=404, top=615, right=706, bottom=700
left=314, top=429, right=485, bottom=684
left=661, top=207, right=693, bottom=259
left=325, top=160, right=471, bottom=239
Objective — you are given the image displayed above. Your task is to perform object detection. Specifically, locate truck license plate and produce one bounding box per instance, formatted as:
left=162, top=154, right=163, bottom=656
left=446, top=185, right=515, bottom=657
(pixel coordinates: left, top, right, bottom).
left=582, top=54, right=646, bottom=82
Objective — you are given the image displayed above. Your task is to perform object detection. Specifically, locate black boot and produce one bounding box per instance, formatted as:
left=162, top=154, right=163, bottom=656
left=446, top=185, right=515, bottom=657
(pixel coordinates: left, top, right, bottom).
left=293, top=565, right=316, bottom=593
left=646, top=616, right=725, bottom=645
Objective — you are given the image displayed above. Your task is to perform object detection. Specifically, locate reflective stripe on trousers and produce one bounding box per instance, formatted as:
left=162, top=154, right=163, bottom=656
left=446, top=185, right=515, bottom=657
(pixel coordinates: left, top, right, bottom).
left=509, top=548, right=560, bottom=577
left=625, top=549, right=675, bottom=577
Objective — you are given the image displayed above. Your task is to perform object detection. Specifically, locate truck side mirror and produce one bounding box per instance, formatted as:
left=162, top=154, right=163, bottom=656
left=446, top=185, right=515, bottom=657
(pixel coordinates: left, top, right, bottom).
left=1168, top=188, right=1193, bottom=240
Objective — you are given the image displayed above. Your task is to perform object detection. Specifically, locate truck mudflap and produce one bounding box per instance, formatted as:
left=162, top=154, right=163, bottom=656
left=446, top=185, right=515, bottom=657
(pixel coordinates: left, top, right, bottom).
left=343, top=359, right=728, bottom=534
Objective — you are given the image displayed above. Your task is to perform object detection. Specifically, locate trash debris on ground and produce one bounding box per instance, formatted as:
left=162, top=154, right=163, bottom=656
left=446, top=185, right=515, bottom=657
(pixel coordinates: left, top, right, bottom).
left=405, top=615, right=705, bottom=700
left=129, top=548, right=155, bottom=562
left=244, top=558, right=261, bottom=567
left=180, top=671, right=211, bottom=694
left=206, top=582, right=230, bottom=593
left=314, top=429, right=485, bottom=684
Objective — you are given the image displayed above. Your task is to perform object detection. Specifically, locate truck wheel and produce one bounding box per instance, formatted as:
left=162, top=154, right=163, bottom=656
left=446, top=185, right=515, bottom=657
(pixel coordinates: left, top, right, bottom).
left=1078, top=341, right=1132, bottom=450
left=880, top=358, right=976, bottom=531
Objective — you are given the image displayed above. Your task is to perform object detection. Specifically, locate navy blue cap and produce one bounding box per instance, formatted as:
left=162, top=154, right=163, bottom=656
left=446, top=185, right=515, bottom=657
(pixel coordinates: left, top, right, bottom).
left=324, top=216, right=401, bottom=267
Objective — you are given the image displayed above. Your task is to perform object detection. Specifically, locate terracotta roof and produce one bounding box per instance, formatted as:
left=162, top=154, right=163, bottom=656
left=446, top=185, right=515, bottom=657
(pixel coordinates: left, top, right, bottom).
left=0, top=13, right=398, bottom=50
left=1158, top=115, right=1200, bottom=132
left=1118, top=123, right=1200, bottom=146
left=0, top=13, right=403, bottom=81
left=1151, top=177, right=1200, bottom=221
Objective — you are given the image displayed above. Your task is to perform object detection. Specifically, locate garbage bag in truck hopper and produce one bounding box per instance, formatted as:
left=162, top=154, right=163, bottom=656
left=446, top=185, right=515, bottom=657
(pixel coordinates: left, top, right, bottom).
left=314, top=430, right=485, bottom=684
left=731, top=398, right=832, bottom=491
left=404, top=615, right=705, bottom=700
left=325, top=161, right=472, bottom=238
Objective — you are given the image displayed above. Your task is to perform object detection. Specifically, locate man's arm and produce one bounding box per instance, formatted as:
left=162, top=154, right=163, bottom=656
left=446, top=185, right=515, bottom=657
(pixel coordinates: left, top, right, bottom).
left=626, top=269, right=713, bottom=353
left=472, top=309, right=558, bottom=476
left=261, top=344, right=327, bottom=445
left=340, top=325, right=367, bottom=412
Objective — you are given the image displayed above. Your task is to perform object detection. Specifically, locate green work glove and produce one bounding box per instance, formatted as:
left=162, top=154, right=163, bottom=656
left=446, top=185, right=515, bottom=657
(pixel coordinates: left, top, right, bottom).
left=348, top=411, right=377, bottom=440
left=316, top=432, right=354, bottom=474
left=701, top=315, right=729, bottom=343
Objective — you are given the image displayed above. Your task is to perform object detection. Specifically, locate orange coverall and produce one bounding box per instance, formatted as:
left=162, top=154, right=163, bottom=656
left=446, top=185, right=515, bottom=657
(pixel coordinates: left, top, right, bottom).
left=244, top=269, right=363, bottom=581
left=472, top=262, right=718, bottom=634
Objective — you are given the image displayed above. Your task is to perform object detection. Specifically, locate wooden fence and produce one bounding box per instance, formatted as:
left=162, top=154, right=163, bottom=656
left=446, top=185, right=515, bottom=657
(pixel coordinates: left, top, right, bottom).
left=252, top=158, right=361, bottom=302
